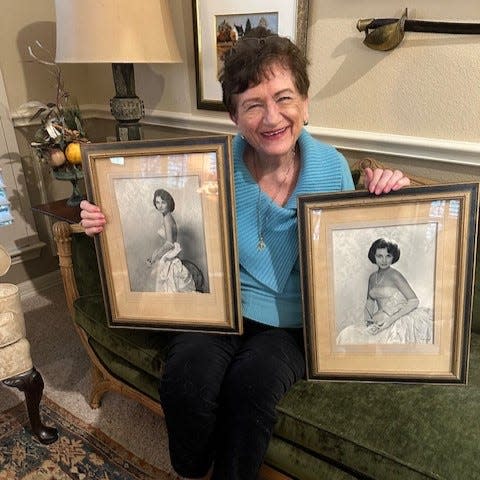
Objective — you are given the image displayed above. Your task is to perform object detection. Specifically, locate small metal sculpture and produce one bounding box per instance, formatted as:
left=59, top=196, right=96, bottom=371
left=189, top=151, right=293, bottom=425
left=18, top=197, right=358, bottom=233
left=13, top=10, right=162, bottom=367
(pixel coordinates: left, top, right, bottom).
left=357, top=8, right=480, bottom=51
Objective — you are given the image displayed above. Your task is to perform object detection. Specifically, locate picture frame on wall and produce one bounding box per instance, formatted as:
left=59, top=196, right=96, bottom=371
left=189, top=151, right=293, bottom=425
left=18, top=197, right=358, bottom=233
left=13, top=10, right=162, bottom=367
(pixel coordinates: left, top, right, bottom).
left=298, top=183, right=479, bottom=384
left=192, top=0, right=309, bottom=111
left=81, top=135, right=242, bottom=334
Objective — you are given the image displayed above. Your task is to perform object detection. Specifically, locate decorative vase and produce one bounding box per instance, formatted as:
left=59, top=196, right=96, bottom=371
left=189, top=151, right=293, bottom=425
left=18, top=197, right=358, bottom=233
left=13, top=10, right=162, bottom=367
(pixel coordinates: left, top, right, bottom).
left=52, top=166, right=84, bottom=207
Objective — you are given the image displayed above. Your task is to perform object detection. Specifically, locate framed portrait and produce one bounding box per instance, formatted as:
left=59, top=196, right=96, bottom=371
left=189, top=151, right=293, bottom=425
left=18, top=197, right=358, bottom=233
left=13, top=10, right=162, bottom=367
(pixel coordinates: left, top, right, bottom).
left=82, top=135, right=242, bottom=334
left=298, top=183, right=479, bottom=384
left=192, top=0, right=310, bottom=110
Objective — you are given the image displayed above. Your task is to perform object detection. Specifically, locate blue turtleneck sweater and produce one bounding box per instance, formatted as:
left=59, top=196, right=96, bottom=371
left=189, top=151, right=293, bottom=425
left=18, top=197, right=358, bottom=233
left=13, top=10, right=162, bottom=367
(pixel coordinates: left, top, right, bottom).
left=234, top=129, right=354, bottom=328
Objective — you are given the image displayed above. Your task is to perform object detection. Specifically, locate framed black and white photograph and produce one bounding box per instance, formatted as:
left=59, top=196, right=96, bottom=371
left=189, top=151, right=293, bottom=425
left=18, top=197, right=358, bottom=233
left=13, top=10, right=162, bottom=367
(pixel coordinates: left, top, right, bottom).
left=298, top=183, right=479, bottom=383
left=82, top=135, right=242, bottom=333
left=192, top=0, right=309, bottom=110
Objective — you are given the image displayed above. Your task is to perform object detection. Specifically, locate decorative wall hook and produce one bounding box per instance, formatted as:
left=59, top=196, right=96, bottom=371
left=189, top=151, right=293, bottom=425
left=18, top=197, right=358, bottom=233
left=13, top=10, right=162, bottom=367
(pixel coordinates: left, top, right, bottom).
left=357, top=8, right=480, bottom=51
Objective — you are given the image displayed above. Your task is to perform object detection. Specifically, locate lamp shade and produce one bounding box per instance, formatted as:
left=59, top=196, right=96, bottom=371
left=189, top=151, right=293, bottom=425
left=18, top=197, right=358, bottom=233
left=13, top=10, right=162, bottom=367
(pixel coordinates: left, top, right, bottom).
left=54, top=0, right=182, bottom=63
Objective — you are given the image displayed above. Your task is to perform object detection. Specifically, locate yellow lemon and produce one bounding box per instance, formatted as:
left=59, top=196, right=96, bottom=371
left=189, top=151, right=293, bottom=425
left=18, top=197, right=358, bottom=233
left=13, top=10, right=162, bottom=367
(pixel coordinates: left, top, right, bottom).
left=65, top=142, right=82, bottom=165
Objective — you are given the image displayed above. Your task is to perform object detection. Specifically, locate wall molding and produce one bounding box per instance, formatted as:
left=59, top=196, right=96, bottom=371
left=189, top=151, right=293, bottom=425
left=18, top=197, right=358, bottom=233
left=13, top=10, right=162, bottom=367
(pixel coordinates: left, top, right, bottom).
left=18, top=269, right=61, bottom=299
left=10, top=240, right=46, bottom=266
left=12, top=105, right=480, bottom=167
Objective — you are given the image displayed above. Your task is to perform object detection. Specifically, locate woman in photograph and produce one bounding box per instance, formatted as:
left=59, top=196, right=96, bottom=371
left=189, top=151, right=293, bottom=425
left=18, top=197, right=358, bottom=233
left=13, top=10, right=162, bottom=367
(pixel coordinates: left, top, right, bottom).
left=146, top=188, right=197, bottom=293
left=80, top=27, right=410, bottom=480
left=337, top=238, right=433, bottom=345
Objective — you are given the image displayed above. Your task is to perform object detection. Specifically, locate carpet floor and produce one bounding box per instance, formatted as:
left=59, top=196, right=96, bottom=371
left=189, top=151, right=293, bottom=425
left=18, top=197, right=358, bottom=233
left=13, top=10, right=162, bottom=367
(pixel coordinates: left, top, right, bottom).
left=0, top=396, right=173, bottom=479
left=0, top=283, right=179, bottom=479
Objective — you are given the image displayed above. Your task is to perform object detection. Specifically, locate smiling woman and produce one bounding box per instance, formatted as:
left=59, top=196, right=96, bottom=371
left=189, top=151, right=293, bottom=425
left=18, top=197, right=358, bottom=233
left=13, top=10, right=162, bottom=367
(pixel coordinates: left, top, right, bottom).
left=231, top=65, right=307, bottom=177
left=79, top=25, right=410, bottom=480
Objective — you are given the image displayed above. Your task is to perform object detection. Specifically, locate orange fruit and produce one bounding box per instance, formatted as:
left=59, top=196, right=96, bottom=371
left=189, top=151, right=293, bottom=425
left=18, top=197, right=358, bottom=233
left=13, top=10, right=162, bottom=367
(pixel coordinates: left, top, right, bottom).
left=65, top=142, right=82, bottom=164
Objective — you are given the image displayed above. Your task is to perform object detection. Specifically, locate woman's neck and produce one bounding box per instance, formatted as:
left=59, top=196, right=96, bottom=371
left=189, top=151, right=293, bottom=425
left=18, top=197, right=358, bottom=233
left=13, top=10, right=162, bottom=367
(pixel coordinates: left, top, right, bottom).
left=376, top=267, right=391, bottom=278
left=245, top=144, right=300, bottom=206
left=250, top=146, right=295, bottom=173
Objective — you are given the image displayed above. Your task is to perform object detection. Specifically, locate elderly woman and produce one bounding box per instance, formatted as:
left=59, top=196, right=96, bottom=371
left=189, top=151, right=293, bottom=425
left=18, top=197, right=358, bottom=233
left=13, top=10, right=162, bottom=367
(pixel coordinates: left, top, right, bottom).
left=80, top=27, right=409, bottom=480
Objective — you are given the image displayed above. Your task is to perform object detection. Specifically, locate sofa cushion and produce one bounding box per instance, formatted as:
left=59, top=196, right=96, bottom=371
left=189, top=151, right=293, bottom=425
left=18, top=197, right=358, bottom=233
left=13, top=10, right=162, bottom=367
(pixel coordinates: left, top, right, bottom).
left=74, top=294, right=172, bottom=379
left=265, top=435, right=358, bottom=480
left=273, top=333, right=480, bottom=479
left=73, top=291, right=480, bottom=480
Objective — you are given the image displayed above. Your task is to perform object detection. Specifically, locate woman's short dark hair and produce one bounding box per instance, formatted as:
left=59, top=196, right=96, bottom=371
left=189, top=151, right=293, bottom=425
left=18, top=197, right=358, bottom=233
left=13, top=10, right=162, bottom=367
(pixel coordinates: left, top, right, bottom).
left=219, top=26, right=310, bottom=115
left=153, top=189, right=175, bottom=213
left=368, top=238, right=400, bottom=264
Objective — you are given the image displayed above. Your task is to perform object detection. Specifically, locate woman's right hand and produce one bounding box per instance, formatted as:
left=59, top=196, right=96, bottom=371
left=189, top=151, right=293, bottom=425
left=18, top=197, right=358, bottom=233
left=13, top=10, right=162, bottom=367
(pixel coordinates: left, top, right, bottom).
left=80, top=200, right=106, bottom=236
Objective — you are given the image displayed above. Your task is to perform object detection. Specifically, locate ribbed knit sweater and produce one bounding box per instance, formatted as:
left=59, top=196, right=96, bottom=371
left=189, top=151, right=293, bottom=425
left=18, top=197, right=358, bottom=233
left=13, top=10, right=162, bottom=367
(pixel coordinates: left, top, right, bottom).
left=234, top=129, right=354, bottom=328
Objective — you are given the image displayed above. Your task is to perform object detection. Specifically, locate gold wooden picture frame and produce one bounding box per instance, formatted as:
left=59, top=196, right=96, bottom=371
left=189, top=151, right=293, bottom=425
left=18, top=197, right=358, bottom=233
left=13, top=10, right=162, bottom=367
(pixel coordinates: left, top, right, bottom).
left=298, top=183, right=479, bottom=383
left=82, top=135, right=242, bottom=334
left=192, top=0, right=309, bottom=110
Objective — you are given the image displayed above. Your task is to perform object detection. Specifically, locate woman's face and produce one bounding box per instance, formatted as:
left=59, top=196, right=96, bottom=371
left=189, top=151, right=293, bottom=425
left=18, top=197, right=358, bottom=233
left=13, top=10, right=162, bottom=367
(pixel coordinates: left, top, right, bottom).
left=230, top=63, right=308, bottom=160
left=375, top=247, right=393, bottom=270
left=155, top=196, right=169, bottom=214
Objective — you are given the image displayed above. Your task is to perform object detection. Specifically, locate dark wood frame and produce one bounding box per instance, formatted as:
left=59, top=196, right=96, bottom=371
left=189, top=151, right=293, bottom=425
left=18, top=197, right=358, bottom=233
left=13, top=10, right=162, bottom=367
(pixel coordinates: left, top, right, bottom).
left=81, top=135, right=242, bottom=333
left=298, top=183, right=479, bottom=384
left=192, top=0, right=310, bottom=111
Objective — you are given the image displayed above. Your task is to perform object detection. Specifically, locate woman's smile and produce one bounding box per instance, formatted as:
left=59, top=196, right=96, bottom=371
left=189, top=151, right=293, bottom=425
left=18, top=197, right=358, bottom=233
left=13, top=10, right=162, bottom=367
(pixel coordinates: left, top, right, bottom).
left=231, top=63, right=308, bottom=161
left=262, top=126, right=288, bottom=137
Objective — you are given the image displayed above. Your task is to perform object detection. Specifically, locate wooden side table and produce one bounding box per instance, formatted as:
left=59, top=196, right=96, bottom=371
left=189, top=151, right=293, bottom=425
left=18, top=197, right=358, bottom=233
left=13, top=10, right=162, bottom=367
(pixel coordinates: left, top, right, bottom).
left=32, top=198, right=82, bottom=225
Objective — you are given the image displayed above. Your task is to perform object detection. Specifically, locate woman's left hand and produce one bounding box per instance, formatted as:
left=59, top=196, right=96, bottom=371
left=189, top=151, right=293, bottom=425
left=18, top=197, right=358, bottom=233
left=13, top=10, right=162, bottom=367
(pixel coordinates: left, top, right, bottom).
left=364, top=167, right=410, bottom=195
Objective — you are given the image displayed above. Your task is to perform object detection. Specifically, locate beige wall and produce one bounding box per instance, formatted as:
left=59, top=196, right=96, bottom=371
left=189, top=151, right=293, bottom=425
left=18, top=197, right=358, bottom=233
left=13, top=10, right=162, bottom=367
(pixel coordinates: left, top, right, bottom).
left=307, top=1, right=480, bottom=142
left=0, top=1, right=194, bottom=120
left=2, top=1, right=480, bottom=284
left=3, top=1, right=480, bottom=142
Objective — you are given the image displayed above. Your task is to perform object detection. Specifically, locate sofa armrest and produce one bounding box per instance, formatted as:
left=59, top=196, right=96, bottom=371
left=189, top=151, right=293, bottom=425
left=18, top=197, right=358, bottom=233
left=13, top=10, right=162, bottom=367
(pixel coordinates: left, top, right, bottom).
left=52, top=221, right=85, bottom=317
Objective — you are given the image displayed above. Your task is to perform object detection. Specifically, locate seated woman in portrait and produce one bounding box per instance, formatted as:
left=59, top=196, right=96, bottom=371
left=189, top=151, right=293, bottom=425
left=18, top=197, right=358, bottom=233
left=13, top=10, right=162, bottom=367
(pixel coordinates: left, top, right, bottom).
left=146, top=188, right=197, bottom=293
left=337, top=238, right=433, bottom=345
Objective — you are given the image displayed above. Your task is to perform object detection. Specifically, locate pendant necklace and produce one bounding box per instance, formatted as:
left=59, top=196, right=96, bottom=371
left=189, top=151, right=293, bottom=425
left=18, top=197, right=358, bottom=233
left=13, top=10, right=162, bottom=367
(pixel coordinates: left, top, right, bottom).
left=252, top=148, right=296, bottom=251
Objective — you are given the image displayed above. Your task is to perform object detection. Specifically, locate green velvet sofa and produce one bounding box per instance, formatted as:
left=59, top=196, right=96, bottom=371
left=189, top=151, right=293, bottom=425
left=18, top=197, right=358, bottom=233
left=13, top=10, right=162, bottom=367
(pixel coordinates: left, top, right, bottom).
left=52, top=165, right=480, bottom=480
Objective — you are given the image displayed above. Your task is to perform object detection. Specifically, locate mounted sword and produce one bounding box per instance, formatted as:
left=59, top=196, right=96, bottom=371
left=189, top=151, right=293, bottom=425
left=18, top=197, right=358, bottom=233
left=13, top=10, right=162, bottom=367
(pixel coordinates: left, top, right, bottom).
left=357, top=8, right=480, bottom=51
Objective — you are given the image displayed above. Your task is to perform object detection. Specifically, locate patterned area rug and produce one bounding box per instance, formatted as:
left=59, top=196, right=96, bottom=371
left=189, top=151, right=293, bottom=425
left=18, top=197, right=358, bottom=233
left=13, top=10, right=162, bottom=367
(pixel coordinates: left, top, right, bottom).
left=0, top=396, right=174, bottom=480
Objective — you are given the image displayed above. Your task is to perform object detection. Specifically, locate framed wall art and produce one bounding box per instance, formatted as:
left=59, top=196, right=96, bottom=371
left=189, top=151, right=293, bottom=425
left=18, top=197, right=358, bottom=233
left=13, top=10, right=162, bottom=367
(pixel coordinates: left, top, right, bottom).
left=192, top=0, right=309, bottom=110
left=298, top=183, right=479, bottom=384
left=82, top=135, right=242, bottom=333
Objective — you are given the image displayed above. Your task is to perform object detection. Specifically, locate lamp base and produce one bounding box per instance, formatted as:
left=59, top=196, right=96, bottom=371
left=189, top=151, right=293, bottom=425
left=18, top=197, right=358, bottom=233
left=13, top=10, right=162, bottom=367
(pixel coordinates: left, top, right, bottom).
left=110, top=63, right=145, bottom=141
left=115, top=122, right=143, bottom=142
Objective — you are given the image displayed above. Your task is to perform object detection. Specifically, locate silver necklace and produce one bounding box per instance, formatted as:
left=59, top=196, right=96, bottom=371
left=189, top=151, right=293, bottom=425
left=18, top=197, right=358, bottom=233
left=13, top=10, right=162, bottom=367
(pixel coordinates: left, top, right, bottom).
left=252, top=148, right=296, bottom=251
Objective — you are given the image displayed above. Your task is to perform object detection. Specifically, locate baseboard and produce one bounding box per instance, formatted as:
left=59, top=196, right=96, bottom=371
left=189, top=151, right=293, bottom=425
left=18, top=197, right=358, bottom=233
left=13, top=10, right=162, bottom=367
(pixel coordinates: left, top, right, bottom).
left=18, top=270, right=62, bottom=298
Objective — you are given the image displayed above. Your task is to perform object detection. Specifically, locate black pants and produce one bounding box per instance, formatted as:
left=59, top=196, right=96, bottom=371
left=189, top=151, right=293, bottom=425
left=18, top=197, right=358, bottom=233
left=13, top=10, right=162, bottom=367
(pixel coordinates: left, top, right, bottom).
left=158, top=318, right=305, bottom=479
